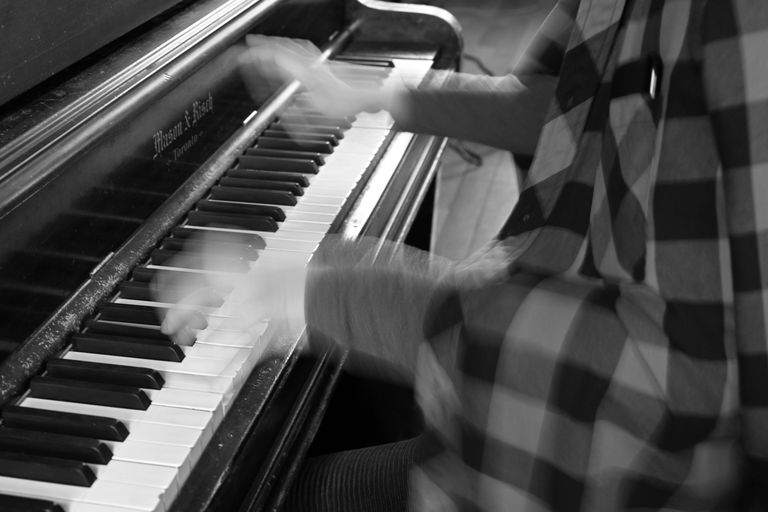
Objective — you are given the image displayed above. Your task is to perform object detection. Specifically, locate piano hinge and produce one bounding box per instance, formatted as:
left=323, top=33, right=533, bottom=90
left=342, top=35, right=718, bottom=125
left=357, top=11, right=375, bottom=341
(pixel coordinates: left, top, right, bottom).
left=90, top=251, right=115, bottom=277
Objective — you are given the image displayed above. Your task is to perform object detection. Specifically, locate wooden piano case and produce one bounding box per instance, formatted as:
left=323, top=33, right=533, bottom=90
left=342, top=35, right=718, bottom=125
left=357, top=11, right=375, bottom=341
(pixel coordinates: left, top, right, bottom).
left=0, top=1, right=462, bottom=510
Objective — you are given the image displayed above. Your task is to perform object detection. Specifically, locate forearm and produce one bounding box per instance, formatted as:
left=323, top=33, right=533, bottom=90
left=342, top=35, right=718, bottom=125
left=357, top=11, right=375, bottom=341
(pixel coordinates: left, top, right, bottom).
left=366, top=70, right=557, bottom=155
left=304, top=237, right=455, bottom=379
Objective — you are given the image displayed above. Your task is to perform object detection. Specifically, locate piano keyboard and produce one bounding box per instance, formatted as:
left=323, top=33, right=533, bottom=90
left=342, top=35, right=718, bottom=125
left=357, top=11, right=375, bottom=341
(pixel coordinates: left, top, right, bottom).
left=0, top=57, right=433, bottom=512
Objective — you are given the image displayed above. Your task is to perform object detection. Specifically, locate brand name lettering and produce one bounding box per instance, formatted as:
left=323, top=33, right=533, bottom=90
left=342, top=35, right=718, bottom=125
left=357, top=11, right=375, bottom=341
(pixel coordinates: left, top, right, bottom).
left=152, top=91, right=214, bottom=159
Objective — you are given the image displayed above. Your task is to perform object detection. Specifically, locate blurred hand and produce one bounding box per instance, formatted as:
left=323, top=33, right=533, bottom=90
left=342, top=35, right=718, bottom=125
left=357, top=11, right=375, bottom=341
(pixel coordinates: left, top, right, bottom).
left=152, top=231, right=308, bottom=346
left=238, top=35, right=387, bottom=120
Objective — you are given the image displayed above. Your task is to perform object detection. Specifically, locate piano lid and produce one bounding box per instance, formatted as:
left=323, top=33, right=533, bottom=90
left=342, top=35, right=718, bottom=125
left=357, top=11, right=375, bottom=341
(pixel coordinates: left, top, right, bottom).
left=0, top=0, right=191, bottom=109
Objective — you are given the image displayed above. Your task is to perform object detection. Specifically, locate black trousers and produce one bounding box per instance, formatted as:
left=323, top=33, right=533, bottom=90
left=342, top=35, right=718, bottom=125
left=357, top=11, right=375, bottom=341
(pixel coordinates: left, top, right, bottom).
left=282, top=436, right=422, bottom=512
left=283, top=355, right=425, bottom=512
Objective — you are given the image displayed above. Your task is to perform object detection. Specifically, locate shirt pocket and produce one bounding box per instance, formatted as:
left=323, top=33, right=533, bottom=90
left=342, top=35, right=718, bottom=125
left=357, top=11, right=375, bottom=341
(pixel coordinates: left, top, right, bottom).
left=589, top=55, right=664, bottom=281
left=606, top=55, right=664, bottom=191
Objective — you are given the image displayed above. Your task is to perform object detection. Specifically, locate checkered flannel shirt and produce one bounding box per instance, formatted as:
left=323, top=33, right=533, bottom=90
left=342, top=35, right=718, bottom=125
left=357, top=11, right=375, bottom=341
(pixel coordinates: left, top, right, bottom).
left=412, top=0, right=768, bottom=510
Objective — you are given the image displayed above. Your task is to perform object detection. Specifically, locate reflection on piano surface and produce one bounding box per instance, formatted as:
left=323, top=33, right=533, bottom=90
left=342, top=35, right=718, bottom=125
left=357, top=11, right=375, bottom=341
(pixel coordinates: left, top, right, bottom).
left=0, top=1, right=461, bottom=510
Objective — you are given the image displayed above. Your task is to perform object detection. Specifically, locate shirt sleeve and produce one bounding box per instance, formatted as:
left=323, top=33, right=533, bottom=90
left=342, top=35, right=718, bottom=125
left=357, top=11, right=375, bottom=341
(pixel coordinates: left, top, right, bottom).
left=392, top=0, right=579, bottom=156
left=303, top=236, right=455, bottom=376
left=512, top=0, right=580, bottom=77
left=701, top=0, right=768, bottom=506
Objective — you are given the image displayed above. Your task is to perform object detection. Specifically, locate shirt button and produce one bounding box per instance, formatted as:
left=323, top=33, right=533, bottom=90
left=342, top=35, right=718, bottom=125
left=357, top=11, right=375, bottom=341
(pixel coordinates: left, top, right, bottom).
left=522, top=213, right=531, bottom=223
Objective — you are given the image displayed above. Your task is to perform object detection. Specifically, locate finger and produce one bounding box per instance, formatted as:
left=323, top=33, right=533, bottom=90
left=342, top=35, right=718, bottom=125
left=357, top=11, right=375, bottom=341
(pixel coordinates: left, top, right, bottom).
left=170, top=325, right=200, bottom=347
left=237, top=47, right=290, bottom=103
left=187, top=286, right=227, bottom=308
left=277, top=37, right=322, bottom=61
left=160, top=307, right=208, bottom=342
left=245, top=35, right=319, bottom=60
left=157, top=286, right=224, bottom=335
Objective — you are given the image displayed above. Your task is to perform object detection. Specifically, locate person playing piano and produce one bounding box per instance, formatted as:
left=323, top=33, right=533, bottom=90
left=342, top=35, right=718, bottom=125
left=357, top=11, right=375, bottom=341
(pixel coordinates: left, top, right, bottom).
left=158, top=0, right=768, bottom=510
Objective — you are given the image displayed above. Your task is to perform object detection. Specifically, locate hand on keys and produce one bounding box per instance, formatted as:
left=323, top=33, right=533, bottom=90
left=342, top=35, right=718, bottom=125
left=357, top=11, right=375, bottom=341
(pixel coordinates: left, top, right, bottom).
left=152, top=231, right=307, bottom=346
left=238, top=35, right=392, bottom=123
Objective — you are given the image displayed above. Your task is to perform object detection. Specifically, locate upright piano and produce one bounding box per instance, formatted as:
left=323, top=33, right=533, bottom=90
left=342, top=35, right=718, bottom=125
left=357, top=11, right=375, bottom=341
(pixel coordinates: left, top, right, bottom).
left=0, top=0, right=461, bottom=510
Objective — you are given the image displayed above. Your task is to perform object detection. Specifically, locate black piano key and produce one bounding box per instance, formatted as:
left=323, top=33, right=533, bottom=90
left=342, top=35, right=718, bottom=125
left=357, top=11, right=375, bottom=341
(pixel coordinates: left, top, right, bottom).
left=208, top=186, right=298, bottom=207
left=262, top=129, right=339, bottom=146
left=0, top=427, right=112, bottom=465
left=267, top=123, right=345, bottom=140
left=168, top=225, right=268, bottom=249
left=96, top=302, right=163, bottom=326
left=46, top=358, right=165, bottom=389
left=74, top=331, right=173, bottom=347
left=187, top=211, right=279, bottom=232
left=198, top=198, right=288, bottom=220
left=29, top=376, right=151, bottom=410
left=277, top=113, right=352, bottom=130
left=71, top=332, right=185, bottom=362
left=0, top=493, right=65, bottom=512
left=145, top=249, right=178, bottom=267
left=161, top=235, right=264, bottom=257
left=2, top=405, right=129, bottom=441
left=149, top=247, right=250, bottom=272
left=245, top=147, right=325, bottom=166
left=219, top=177, right=303, bottom=196
left=128, top=266, right=157, bottom=283
left=226, top=168, right=310, bottom=187
left=84, top=318, right=170, bottom=343
left=255, top=136, right=333, bottom=154
left=237, top=155, right=318, bottom=174
left=0, top=451, right=95, bottom=487
left=118, top=280, right=154, bottom=301
left=334, top=56, right=394, bottom=67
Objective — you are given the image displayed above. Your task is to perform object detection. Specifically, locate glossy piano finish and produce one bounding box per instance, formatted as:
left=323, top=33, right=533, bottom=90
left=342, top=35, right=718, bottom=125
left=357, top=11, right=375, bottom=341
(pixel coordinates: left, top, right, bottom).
left=0, top=0, right=461, bottom=510
left=0, top=0, right=188, bottom=109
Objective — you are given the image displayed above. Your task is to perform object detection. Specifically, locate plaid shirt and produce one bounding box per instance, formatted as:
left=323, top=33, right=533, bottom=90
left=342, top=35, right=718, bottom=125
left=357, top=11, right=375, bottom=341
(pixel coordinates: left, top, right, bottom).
left=412, top=0, right=768, bottom=510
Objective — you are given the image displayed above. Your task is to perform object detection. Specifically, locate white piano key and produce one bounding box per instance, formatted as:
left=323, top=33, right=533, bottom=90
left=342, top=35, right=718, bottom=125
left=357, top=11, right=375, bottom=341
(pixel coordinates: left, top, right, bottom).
left=303, top=176, right=359, bottom=189
left=143, top=387, right=223, bottom=418
left=211, top=200, right=340, bottom=219
left=353, top=111, right=394, bottom=129
left=262, top=238, right=318, bottom=253
left=304, top=175, right=360, bottom=190
left=108, top=440, right=192, bottom=482
left=0, top=476, right=164, bottom=511
left=21, top=398, right=213, bottom=434
left=180, top=343, right=248, bottom=362
left=333, top=123, right=390, bottom=142
left=307, top=165, right=370, bottom=181
left=63, top=351, right=238, bottom=378
left=125, top=422, right=201, bottom=452
left=181, top=224, right=326, bottom=243
left=296, top=184, right=354, bottom=201
left=282, top=209, right=338, bottom=224
left=279, top=219, right=332, bottom=233
left=57, top=502, right=142, bottom=512
left=93, top=460, right=178, bottom=500
left=62, top=349, right=251, bottom=404
left=158, top=371, right=234, bottom=395
left=195, top=327, right=265, bottom=349
left=286, top=192, right=348, bottom=207
left=254, top=252, right=313, bottom=267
